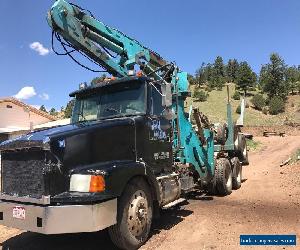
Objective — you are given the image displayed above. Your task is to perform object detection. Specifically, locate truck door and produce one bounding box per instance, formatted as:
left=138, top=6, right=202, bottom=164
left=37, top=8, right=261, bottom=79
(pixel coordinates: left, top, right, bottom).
left=146, top=83, right=173, bottom=174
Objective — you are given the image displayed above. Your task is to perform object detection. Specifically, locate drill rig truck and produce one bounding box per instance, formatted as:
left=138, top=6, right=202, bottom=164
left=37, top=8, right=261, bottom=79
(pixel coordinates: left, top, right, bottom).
left=0, top=1, right=248, bottom=249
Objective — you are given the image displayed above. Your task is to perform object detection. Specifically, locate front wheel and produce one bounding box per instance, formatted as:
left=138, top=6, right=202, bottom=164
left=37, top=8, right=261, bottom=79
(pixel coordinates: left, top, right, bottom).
left=108, top=178, right=153, bottom=250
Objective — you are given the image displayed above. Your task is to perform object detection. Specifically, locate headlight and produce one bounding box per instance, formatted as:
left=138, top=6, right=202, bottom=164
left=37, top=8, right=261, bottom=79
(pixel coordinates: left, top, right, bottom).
left=70, top=174, right=105, bottom=193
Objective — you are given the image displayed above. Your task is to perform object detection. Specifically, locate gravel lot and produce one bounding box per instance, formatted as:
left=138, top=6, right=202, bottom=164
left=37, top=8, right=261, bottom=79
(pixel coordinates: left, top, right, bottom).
left=0, top=136, right=299, bottom=250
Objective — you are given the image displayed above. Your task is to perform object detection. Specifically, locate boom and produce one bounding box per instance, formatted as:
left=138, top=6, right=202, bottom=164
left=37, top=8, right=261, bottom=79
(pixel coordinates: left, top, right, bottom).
left=47, top=0, right=169, bottom=78
left=47, top=0, right=215, bottom=181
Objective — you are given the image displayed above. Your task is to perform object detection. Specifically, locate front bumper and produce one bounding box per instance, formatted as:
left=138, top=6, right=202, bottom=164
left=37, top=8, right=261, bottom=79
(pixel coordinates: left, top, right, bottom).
left=0, top=198, right=117, bottom=234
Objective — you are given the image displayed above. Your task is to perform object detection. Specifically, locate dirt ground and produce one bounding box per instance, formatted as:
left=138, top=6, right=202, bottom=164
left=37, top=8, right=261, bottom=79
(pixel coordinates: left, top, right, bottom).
left=0, top=136, right=299, bottom=250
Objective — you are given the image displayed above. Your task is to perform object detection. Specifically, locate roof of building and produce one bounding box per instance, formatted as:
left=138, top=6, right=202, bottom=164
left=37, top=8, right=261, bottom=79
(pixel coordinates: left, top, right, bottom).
left=0, top=97, right=57, bottom=121
left=0, top=127, right=29, bottom=133
left=34, top=118, right=70, bottom=129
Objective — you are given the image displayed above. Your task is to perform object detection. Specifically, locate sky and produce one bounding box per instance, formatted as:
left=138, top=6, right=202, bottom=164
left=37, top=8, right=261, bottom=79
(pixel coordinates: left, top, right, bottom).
left=0, top=0, right=299, bottom=110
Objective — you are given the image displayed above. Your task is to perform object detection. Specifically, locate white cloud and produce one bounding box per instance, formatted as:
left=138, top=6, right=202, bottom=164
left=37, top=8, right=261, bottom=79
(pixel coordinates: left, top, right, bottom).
left=14, top=86, right=37, bottom=100
left=39, top=93, right=50, bottom=101
left=29, top=42, right=50, bottom=56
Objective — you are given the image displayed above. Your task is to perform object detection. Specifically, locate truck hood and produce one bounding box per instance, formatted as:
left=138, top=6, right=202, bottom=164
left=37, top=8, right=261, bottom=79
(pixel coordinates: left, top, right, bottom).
left=0, top=116, right=141, bottom=202
left=0, top=123, right=82, bottom=150
left=0, top=117, right=137, bottom=153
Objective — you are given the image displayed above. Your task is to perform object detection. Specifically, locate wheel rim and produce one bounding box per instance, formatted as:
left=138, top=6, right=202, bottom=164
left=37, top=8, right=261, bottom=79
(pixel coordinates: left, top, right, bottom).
left=226, top=168, right=232, bottom=189
left=127, top=190, right=148, bottom=237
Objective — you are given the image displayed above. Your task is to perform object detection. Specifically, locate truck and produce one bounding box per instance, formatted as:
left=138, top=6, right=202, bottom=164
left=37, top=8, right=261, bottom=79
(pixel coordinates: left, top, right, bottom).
left=0, top=1, right=249, bottom=249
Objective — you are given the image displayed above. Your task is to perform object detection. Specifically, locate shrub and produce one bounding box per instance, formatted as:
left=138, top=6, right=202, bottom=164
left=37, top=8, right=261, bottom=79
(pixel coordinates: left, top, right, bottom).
left=232, top=91, right=241, bottom=100
left=251, top=94, right=265, bottom=110
left=262, top=107, right=268, bottom=115
left=269, top=96, right=285, bottom=115
left=248, top=86, right=257, bottom=92
left=297, top=81, right=300, bottom=93
left=193, top=89, right=208, bottom=102
left=236, top=104, right=241, bottom=114
left=205, top=86, right=213, bottom=92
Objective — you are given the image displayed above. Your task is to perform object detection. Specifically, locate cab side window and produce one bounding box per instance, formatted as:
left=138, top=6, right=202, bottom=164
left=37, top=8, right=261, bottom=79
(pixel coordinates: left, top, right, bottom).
left=151, top=85, right=164, bottom=116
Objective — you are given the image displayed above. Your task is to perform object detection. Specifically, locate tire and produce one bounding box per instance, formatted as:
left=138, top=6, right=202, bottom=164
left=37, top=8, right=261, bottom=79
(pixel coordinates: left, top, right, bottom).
left=207, top=177, right=217, bottom=195
left=215, top=158, right=232, bottom=196
left=207, top=165, right=217, bottom=195
left=108, top=178, right=153, bottom=250
left=237, top=133, right=249, bottom=165
left=231, top=157, right=242, bottom=190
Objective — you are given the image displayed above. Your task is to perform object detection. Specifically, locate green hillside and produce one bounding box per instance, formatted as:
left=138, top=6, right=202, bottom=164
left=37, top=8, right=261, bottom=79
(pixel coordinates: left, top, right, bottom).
left=186, top=84, right=300, bottom=126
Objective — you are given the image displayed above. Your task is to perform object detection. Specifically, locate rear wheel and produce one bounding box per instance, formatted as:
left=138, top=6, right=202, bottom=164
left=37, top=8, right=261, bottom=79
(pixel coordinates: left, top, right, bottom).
left=215, top=158, right=232, bottom=196
left=237, top=133, right=249, bottom=165
left=231, top=157, right=242, bottom=189
left=207, top=177, right=217, bottom=195
left=109, top=178, right=153, bottom=250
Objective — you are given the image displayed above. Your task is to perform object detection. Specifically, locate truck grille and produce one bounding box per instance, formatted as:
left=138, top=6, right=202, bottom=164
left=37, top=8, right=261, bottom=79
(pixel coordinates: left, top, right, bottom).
left=1, top=150, right=60, bottom=199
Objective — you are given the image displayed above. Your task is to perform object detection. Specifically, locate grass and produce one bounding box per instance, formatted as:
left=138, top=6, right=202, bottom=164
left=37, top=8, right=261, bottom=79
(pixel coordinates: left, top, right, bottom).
left=246, top=139, right=262, bottom=152
left=186, top=84, right=300, bottom=126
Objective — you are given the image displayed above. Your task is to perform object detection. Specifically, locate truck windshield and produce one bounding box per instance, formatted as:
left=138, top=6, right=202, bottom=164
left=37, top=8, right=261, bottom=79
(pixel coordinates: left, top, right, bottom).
left=71, top=81, right=146, bottom=123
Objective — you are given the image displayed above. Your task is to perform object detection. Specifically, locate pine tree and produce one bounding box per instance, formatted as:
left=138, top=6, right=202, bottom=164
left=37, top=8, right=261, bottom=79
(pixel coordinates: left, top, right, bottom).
left=64, top=99, right=75, bottom=118
left=236, top=62, right=257, bottom=95
left=204, top=63, right=214, bottom=83
left=258, top=65, right=268, bottom=90
left=49, top=108, right=57, bottom=116
left=285, top=66, right=299, bottom=94
left=210, top=56, right=226, bottom=90
left=226, top=59, right=239, bottom=83
left=39, top=105, right=47, bottom=112
left=195, top=63, right=207, bottom=85
left=187, top=74, right=196, bottom=85
left=259, top=53, right=288, bottom=100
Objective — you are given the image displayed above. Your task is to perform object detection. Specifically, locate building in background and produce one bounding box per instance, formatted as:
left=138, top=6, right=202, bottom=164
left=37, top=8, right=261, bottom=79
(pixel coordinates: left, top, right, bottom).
left=33, top=118, right=70, bottom=129
left=0, top=97, right=56, bottom=142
